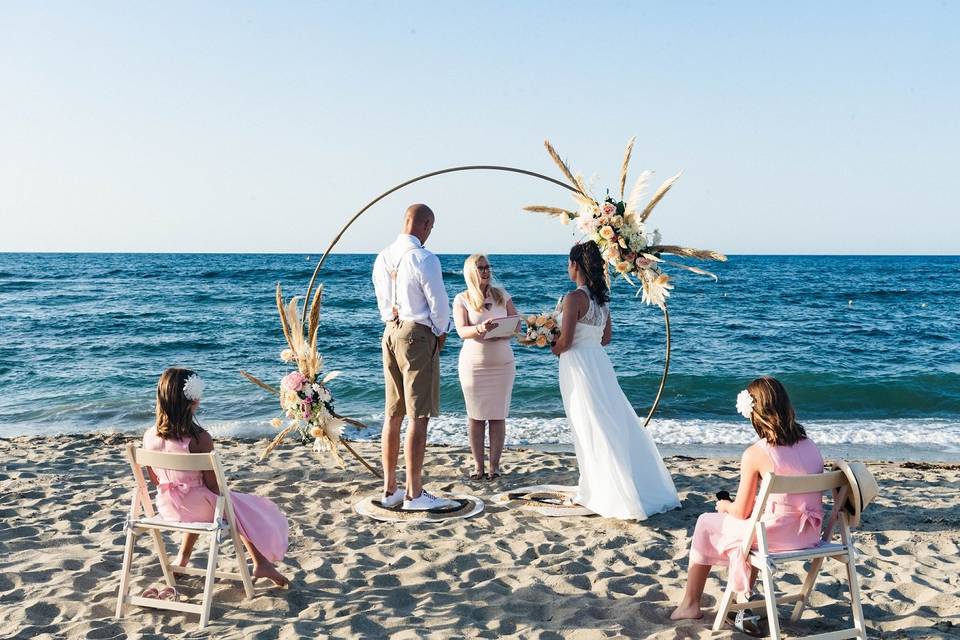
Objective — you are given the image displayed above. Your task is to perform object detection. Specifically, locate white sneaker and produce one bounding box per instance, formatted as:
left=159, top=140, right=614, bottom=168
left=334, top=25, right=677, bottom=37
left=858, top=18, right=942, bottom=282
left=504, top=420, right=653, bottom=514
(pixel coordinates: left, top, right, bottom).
left=381, top=488, right=404, bottom=509
left=402, top=490, right=458, bottom=511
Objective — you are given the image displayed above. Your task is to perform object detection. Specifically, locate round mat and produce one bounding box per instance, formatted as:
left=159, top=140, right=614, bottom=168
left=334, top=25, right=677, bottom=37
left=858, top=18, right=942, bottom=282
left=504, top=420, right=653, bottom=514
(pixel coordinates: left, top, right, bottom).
left=491, top=484, right=594, bottom=517
left=354, top=494, right=485, bottom=523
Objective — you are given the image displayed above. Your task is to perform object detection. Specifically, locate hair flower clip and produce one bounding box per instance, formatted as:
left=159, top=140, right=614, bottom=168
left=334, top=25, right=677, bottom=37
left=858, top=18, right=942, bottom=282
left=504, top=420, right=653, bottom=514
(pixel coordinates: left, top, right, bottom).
left=735, top=389, right=754, bottom=419
left=183, top=373, right=205, bottom=402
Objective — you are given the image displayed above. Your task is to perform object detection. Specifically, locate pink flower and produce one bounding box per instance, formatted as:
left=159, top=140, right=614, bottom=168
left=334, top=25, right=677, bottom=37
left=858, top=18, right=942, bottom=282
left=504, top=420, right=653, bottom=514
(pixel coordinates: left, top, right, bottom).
left=635, top=257, right=652, bottom=269
left=281, top=371, right=307, bottom=392
left=602, top=202, right=617, bottom=215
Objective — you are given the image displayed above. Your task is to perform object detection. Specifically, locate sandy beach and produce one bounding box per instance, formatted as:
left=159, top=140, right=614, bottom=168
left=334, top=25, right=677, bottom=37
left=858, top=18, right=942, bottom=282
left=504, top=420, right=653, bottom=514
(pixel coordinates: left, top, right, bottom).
left=1, top=434, right=957, bottom=639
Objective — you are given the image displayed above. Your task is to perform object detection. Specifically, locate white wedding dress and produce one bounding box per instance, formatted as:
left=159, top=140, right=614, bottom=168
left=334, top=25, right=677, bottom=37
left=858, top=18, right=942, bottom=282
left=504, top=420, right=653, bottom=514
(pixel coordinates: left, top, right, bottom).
left=559, top=286, right=681, bottom=520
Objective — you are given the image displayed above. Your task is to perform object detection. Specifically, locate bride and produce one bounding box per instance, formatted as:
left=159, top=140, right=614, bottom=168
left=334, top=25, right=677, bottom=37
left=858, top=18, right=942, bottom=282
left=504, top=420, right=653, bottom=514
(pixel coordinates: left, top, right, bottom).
left=551, top=240, right=681, bottom=520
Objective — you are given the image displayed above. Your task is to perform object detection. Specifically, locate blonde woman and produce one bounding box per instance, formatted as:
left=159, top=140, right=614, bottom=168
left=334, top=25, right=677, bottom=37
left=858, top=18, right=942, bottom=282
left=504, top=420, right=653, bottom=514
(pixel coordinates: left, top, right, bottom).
left=453, top=254, right=518, bottom=480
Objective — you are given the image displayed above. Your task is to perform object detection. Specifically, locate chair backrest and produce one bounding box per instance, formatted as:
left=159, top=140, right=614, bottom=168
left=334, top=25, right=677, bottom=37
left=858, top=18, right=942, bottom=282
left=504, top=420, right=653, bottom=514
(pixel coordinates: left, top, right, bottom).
left=123, top=442, right=235, bottom=524
left=739, top=469, right=848, bottom=555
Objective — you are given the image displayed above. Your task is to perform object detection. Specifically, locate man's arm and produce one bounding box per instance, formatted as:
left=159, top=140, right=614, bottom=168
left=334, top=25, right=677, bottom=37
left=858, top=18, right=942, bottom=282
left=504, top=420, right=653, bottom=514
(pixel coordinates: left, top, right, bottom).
left=419, top=253, right=450, bottom=337
left=371, top=252, right=394, bottom=322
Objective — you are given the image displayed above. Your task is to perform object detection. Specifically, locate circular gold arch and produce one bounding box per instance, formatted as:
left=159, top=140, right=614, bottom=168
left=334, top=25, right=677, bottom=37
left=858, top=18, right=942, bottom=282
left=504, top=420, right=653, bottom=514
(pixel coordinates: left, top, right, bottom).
left=304, top=165, right=670, bottom=427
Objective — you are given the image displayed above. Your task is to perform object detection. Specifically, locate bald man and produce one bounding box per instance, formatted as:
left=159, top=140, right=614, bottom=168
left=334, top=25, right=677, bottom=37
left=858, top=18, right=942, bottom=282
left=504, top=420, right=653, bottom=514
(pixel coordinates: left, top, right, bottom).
left=372, top=204, right=456, bottom=511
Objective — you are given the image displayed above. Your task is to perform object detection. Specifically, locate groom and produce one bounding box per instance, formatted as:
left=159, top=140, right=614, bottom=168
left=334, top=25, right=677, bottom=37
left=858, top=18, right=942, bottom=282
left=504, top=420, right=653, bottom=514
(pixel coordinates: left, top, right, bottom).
left=372, top=204, right=456, bottom=511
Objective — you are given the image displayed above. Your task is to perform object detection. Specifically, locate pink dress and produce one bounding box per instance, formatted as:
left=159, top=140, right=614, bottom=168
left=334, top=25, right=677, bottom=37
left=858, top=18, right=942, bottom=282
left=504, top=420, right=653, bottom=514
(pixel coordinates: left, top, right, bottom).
left=689, top=438, right=824, bottom=592
left=454, top=292, right=516, bottom=420
left=142, top=427, right=289, bottom=563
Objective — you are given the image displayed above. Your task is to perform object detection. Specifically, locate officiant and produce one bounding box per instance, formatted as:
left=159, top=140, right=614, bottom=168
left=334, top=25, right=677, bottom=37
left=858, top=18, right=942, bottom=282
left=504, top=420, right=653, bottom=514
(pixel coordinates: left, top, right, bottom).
left=452, top=254, right=518, bottom=482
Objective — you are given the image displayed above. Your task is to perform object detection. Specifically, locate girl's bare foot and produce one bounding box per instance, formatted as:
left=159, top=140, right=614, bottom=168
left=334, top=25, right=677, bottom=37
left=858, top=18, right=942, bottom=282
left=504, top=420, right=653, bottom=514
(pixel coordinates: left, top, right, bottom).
left=253, top=563, right=289, bottom=588
left=670, top=604, right=703, bottom=621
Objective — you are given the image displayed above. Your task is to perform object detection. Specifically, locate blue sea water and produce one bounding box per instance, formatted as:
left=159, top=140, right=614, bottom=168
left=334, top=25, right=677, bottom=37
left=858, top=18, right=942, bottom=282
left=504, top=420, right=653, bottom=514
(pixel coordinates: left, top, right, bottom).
left=1, top=253, right=959, bottom=459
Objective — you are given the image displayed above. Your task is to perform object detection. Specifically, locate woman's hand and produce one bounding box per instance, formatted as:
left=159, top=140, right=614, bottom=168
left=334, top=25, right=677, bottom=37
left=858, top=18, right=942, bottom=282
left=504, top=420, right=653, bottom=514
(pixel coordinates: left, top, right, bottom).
left=476, top=320, right=499, bottom=337
left=550, top=342, right=562, bottom=356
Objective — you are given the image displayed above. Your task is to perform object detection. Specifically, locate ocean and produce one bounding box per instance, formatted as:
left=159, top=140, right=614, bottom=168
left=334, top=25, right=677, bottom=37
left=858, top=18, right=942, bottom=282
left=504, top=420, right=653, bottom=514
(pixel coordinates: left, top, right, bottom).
left=1, top=253, right=958, bottom=460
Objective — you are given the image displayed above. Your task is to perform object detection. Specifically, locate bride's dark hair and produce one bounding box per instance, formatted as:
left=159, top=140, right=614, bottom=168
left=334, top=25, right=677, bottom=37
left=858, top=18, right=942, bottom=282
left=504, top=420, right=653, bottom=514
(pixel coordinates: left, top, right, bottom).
left=569, top=241, right=610, bottom=304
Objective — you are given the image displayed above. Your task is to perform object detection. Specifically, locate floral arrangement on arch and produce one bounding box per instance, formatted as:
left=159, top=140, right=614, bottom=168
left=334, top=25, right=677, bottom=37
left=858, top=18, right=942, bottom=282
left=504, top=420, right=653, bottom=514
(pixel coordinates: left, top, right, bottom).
left=524, top=138, right=726, bottom=308
left=241, top=284, right=347, bottom=464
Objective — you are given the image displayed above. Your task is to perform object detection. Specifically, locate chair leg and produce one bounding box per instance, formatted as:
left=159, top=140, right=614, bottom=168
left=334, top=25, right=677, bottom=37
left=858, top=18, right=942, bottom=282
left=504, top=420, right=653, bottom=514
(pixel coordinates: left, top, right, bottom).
left=115, top=528, right=137, bottom=619
left=148, top=528, right=177, bottom=588
left=790, top=556, right=825, bottom=621
left=230, top=527, right=255, bottom=599
left=198, top=531, right=220, bottom=630
left=844, top=551, right=867, bottom=638
left=712, top=581, right=737, bottom=631
left=760, top=565, right=782, bottom=640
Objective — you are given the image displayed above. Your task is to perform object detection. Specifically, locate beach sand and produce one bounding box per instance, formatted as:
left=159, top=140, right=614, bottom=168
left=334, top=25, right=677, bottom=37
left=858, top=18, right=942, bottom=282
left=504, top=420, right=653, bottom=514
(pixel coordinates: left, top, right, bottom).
left=1, top=434, right=957, bottom=639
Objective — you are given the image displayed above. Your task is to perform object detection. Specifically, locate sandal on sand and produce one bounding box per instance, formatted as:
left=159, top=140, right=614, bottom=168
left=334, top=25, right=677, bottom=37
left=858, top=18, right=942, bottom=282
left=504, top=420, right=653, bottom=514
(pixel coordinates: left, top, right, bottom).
left=157, top=586, right=180, bottom=602
left=487, top=472, right=502, bottom=481
left=469, top=470, right=485, bottom=481
left=141, top=584, right=161, bottom=599
left=726, top=608, right=764, bottom=637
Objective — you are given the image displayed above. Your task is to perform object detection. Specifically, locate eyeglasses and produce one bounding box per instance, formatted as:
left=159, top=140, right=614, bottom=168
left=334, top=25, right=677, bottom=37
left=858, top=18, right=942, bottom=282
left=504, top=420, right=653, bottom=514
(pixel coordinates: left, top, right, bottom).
left=477, top=265, right=491, bottom=272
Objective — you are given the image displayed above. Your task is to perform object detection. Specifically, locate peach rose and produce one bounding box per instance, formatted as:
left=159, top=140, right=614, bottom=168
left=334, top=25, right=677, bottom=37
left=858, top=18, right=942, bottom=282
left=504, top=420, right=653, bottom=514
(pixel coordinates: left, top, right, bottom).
left=616, top=261, right=632, bottom=273
left=602, top=202, right=617, bottom=215
left=600, top=226, right=616, bottom=240
left=611, top=214, right=623, bottom=227
left=544, top=318, right=556, bottom=330
left=535, top=335, right=548, bottom=347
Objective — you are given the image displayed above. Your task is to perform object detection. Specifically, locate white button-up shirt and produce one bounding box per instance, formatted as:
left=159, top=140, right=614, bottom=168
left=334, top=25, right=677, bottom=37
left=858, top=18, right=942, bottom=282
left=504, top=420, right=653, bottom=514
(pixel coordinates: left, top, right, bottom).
left=372, top=234, right=451, bottom=336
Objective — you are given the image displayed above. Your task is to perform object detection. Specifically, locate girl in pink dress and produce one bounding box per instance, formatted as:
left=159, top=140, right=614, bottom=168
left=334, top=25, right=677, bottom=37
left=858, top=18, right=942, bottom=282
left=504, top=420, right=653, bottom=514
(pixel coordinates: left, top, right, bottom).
left=671, top=377, right=824, bottom=621
left=143, top=367, right=290, bottom=587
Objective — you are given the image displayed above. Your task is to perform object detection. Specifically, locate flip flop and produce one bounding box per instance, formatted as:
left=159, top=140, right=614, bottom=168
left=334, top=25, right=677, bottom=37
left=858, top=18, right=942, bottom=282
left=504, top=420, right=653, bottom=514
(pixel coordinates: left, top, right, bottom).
left=141, top=585, right=160, bottom=599
left=726, top=608, right=765, bottom=637
left=487, top=472, right=502, bottom=481
left=469, top=471, right=485, bottom=481
left=157, top=586, right=180, bottom=602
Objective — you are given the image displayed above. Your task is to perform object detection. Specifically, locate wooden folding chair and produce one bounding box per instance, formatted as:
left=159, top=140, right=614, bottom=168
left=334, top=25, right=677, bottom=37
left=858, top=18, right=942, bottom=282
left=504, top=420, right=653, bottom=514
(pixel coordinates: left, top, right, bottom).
left=115, top=442, right=255, bottom=630
left=712, top=469, right=867, bottom=640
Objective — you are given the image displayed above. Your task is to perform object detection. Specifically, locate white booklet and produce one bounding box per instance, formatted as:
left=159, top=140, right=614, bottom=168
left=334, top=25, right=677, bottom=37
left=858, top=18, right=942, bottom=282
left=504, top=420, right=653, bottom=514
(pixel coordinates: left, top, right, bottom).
left=481, top=315, right=521, bottom=339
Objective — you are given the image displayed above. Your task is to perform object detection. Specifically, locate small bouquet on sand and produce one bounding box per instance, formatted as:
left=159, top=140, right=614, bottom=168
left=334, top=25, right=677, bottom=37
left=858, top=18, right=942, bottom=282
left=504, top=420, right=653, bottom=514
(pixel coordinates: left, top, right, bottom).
left=518, top=312, right=560, bottom=347
left=242, top=284, right=346, bottom=465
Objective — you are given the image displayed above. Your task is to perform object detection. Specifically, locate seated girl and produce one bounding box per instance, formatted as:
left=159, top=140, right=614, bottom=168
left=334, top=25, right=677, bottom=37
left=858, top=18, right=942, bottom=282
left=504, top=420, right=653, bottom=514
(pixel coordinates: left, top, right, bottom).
left=671, top=377, right=824, bottom=621
left=143, top=367, right=290, bottom=588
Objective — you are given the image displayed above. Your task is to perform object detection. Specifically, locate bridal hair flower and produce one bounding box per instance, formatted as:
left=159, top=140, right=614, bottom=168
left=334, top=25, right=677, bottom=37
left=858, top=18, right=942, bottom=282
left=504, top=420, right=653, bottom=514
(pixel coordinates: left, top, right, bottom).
left=736, top=389, right=754, bottom=419
left=183, top=373, right=205, bottom=402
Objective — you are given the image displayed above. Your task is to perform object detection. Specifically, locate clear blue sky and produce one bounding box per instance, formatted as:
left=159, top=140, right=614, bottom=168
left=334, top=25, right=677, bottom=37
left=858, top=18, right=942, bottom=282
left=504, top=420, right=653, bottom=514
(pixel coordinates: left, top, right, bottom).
left=1, top=2, right=957, bottom=254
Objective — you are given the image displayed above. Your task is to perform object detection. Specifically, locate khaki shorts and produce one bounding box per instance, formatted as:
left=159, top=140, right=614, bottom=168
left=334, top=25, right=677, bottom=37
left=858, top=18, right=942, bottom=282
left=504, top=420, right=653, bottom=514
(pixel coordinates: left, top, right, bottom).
left=382, top=321, right=440, bottom=418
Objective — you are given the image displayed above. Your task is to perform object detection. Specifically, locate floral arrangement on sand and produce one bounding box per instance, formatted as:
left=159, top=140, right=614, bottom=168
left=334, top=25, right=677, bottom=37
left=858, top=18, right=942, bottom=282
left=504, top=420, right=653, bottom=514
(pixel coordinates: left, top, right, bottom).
left=524, top=138, right=726, bottom=308
left=241, top=284, right=350, bottom=464
left=518, top=310, right=561, bottom=347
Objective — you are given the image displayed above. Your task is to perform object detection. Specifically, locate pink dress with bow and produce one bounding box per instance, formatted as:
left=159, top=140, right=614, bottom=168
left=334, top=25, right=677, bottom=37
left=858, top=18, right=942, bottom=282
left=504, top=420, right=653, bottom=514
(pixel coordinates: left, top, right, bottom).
left=689, top=438, right=824, bottom=592
left=142, top=427, right=289, bottom=563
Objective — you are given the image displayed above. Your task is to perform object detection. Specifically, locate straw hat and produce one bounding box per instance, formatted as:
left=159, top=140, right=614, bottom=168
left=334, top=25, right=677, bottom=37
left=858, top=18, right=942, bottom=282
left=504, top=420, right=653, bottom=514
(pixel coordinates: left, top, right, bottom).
left=832, top=461, right=878, bottom=528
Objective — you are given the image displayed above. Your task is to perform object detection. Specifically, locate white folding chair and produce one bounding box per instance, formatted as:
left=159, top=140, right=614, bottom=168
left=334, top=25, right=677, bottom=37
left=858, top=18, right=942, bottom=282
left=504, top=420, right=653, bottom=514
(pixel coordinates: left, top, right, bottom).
left=115, top=442, right=255, bottom=630
left=712, top=469, right=867, bottom=640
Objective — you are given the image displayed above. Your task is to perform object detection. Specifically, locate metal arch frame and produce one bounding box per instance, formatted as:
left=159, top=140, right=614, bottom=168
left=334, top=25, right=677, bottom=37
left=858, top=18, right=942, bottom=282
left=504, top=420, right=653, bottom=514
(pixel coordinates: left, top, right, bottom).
left=302, top=164, right=670, bottom=427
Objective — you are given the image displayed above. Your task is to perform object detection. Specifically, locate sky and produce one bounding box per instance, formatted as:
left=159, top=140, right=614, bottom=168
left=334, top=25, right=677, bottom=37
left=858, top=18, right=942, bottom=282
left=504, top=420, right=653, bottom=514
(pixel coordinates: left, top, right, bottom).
left=1, top=2, right=958, bottom=255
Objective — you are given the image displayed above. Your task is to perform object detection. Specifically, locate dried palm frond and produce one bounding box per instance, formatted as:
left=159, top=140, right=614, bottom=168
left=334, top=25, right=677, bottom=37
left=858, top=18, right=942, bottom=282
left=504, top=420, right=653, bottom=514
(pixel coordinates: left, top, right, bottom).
left=275, top=283, right=295, bottom=351
left=322, top=370, right=341, bottom=384
left=661, top=259, right=719, bottom=281
left=619, top=136, right=636, bottom=199
left=240, top=370, right=279, bottom=396
left=284, top=296, right=302, bottom=351
left=544, top=139, right=579, bottom=188
left=639, top=271, right=673, bottom=309
left=638, top=171, right=683, bottom=223
left=624, top=170, right=652, bottom=223
left=307, top=283, right=324, bottom=357
left=523, top=205, right=577, bottom=220
left=647, top=245, right=727, bottom=261
left=260, top=424, right=295, bottom=461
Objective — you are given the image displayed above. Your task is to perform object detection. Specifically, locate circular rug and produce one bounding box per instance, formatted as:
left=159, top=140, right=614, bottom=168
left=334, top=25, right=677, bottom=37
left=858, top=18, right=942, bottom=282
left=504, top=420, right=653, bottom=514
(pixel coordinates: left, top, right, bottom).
left=491, top=484, right=594, bottom=517
left=354, top=494, right=485, bottom=523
